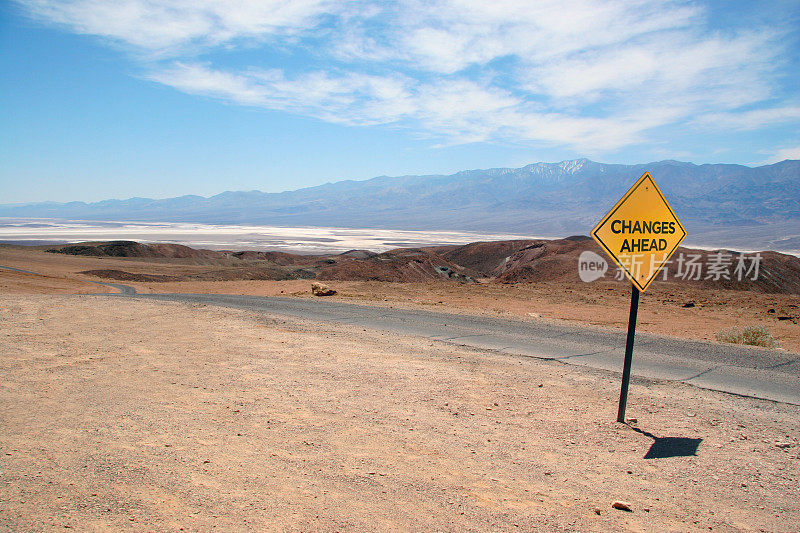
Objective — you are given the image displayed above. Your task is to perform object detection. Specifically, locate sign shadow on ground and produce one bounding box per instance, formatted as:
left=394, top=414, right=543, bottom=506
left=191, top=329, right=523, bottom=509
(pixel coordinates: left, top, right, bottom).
left=629, top=426, right=702, bottom=459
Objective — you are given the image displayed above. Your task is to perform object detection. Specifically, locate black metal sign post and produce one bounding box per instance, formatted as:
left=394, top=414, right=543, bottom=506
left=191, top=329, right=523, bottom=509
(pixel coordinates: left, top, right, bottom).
left=617, top=284, right=640, bottom=423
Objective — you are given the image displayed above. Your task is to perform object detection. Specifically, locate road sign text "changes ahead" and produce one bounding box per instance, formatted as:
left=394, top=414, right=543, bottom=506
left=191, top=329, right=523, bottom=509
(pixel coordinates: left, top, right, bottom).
left=591, top=172, right=686, bottom=291
left=611, top=219, right=678, bottom=253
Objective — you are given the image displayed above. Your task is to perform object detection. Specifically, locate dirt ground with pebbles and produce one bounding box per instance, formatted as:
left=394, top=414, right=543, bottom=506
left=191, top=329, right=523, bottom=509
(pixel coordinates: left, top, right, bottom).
left=1, top=295, right=798, bottom=532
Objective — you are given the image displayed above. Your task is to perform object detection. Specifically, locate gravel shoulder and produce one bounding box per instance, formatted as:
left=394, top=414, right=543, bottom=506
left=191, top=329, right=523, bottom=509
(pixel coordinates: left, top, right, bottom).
left=1, top=295, right=798, bottom=531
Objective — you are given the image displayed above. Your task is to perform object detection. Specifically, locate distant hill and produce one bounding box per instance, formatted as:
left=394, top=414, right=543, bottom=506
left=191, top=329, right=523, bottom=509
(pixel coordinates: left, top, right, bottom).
left=3, top=159, right=799, bottom=251
left=45, top=238, right=800, bottom=294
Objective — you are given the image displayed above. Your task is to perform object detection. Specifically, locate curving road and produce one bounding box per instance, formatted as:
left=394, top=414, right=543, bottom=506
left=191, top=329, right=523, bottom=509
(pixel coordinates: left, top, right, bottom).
left=3, top=264, right=798, bottom=405
left=131, top=292, right=800, bottom=406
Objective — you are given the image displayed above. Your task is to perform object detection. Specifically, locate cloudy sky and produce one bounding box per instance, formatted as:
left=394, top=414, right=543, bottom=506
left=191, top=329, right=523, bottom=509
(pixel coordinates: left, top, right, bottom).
left=2, top=0, right=799, bottom=202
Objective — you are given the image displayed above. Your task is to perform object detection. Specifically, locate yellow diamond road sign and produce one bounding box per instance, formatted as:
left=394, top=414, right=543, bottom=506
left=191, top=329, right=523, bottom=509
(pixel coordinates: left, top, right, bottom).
left=591, top=172, right=686, bottom=292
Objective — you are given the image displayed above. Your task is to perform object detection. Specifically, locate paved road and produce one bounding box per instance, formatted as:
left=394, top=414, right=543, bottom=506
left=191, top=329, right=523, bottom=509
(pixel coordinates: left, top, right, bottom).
left=3, top=263, right=797, bottom=404
left=131, top=292, right=800, bottom=405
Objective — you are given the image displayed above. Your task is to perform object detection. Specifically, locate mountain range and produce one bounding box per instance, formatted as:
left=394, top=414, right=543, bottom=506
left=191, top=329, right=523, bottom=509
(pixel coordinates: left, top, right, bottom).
left=3, top=159, right=799, bottom=251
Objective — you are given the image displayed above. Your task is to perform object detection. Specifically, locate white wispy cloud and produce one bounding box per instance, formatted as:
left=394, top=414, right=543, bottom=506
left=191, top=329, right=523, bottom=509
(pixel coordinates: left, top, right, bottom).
left=148, top=62, right=416, bottom=125
left=149, top=62, right=520, bottom=141
left=21, top=0, right=341, bottom=54
left=148, top=61, right=683, bottom=150
left=761, top=144, right=800, bottom=164
left=390, top=0, right=700, bottom=74
left=17, top=0, right=798, bottom=152
left=697, top=106, right=800, bottom=131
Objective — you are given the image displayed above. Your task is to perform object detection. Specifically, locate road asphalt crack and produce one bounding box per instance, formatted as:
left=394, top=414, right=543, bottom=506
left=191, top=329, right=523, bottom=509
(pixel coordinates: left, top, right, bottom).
left=681, top=365, right=722, bottom=382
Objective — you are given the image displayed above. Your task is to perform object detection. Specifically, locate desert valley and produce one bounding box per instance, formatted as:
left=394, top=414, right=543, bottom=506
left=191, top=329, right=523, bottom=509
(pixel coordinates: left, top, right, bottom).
left=3, top=237, right=799, bottom=350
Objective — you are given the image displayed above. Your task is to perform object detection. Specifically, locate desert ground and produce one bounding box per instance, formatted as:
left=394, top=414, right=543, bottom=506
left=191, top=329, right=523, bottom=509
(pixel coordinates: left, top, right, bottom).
left=1, top=294, right=798, bottom=532
left=1, top=242, right=799, bottom=531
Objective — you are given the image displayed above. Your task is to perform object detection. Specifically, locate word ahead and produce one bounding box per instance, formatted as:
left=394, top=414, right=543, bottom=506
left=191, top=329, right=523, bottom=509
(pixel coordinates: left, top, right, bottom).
left=591, top=172, right=686, bottom=292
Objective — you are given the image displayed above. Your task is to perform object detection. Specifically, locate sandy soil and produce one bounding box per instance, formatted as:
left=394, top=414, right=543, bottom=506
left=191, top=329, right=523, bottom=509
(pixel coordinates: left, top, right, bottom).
left=1, top=295, right=799, bottom=531
left=2, top=245, right=799, bottom=352
left=0, top=267, right=108, bottom=294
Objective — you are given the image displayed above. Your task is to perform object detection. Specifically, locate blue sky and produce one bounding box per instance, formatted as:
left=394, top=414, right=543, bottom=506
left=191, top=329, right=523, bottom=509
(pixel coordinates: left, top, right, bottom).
left=2, top=0, right=799, bottom=203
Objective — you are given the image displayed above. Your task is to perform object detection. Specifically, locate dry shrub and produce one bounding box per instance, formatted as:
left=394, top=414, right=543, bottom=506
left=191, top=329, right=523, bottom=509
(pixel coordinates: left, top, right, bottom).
left=716, top=325, right=780, bottom=348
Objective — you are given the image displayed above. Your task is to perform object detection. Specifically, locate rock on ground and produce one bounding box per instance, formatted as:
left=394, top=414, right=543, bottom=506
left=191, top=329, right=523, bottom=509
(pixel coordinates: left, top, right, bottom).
left=311, top=281, right=336, bottom=296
